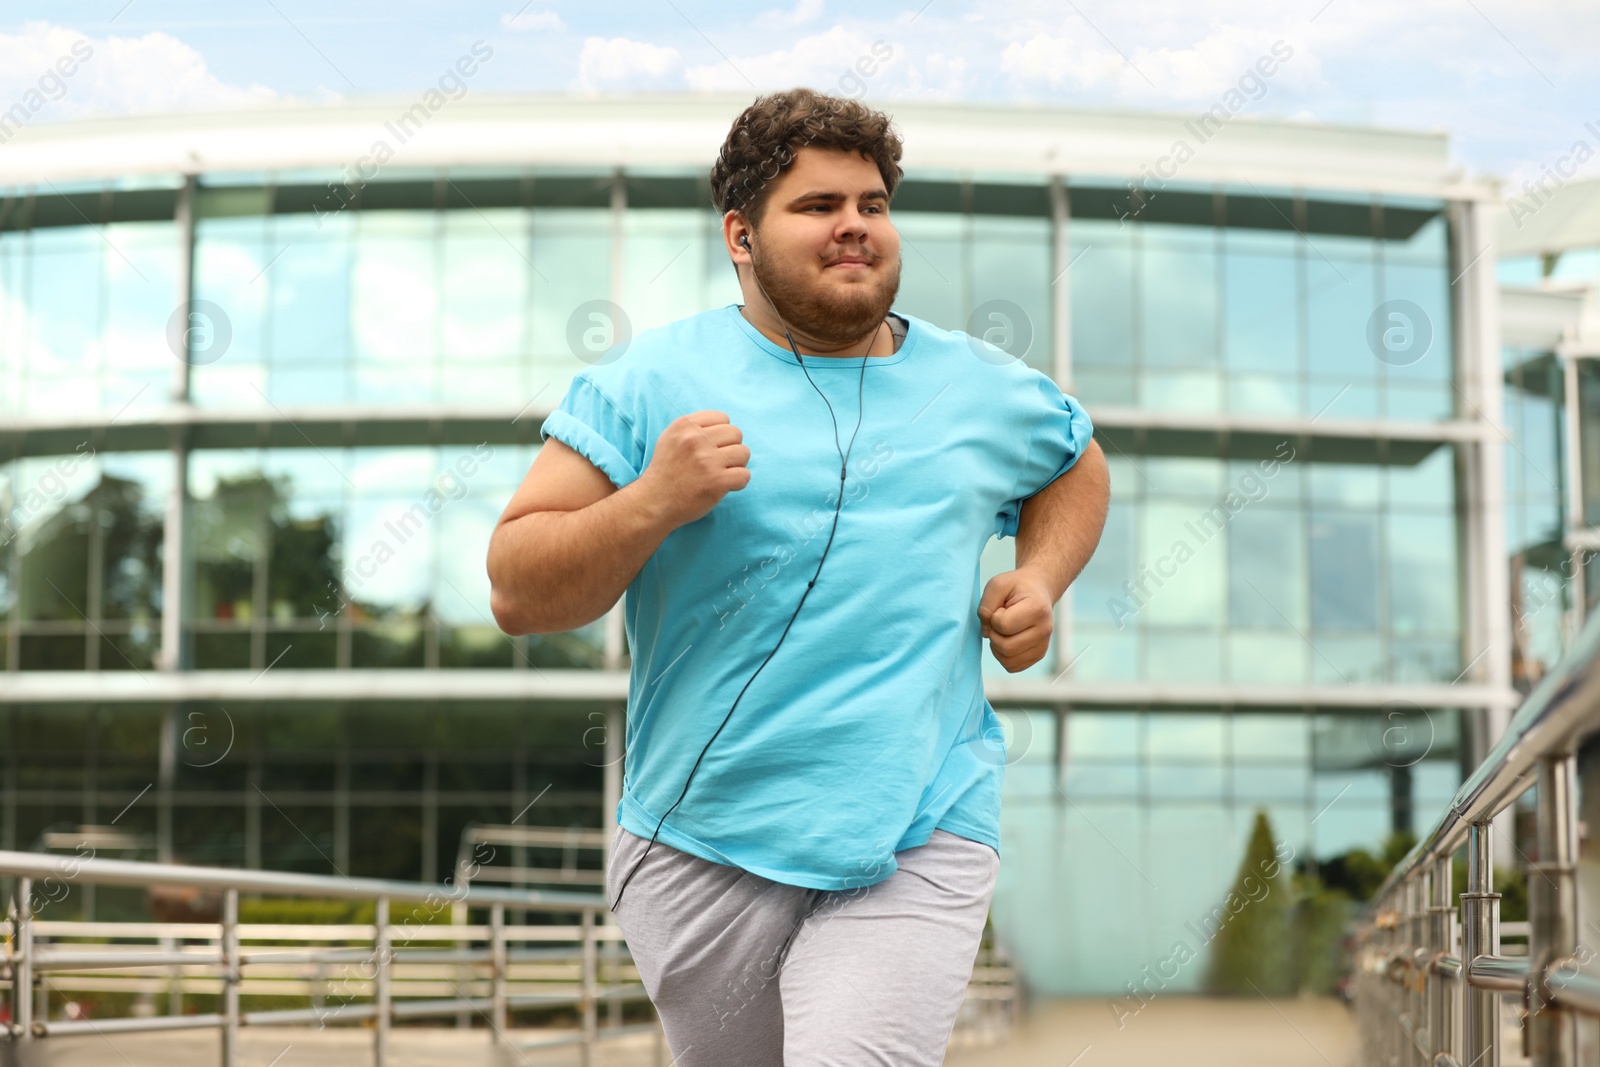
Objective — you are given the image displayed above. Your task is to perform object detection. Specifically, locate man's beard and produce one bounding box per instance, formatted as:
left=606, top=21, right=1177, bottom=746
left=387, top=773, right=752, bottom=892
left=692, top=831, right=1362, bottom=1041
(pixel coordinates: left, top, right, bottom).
left=750, top=243, right=902, bottom=347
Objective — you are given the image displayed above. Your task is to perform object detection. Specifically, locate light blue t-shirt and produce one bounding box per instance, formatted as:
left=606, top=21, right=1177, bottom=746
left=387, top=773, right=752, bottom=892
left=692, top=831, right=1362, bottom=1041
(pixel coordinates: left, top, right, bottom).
left=540, top=303, right=1094, bottom=890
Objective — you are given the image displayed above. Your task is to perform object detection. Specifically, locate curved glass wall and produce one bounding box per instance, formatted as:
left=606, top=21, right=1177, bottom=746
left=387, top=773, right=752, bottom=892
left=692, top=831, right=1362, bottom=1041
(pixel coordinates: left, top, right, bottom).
left=1069, top=446, right=1461, bottom=685
left=0, top=174, right=1470, bottom=684
left=185, top=444, right=604, bottom=671
left=1070, top=187, right=1454, bottom=420
left=0, top=700, right=607, bottom=890
left=991, top=707, right=1461, bottom=995
left=0, top=220, right=179, bottom=419
left=0, top=162, right=1475, bottom=995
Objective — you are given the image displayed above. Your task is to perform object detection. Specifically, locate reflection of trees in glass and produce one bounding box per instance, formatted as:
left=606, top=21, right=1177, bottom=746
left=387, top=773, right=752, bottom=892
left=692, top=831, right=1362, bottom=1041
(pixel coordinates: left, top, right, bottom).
left=187, top=468, right=605, bottom=669
left=98, top=475, right=164, bottom=622
left=192, top=474, right=340, bottom=623
left=9, top=469, right=163, bottom=669
left=17, top=473, right=162, bottom=622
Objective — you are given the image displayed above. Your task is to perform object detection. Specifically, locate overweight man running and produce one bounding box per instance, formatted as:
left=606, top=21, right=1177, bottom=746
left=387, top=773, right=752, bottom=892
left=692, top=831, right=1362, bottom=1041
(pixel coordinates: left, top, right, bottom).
left=487, top=87, right=1109, bottom=1066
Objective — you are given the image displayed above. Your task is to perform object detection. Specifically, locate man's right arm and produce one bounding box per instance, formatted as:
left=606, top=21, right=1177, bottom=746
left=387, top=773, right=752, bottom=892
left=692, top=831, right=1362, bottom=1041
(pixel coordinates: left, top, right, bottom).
left=487, top=411, right=751, bottom=636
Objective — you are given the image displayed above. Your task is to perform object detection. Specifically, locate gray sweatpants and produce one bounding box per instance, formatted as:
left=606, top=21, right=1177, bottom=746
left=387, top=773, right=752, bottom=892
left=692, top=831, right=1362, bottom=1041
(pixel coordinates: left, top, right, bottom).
left=606, top=825, right=1000, bottom=1066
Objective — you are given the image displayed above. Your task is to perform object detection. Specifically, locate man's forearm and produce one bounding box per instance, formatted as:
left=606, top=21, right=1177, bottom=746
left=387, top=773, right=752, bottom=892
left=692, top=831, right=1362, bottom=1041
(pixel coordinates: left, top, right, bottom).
left=1014, top=438, right=1110, bottom=602
left=488, top=481, right=676, bottom=635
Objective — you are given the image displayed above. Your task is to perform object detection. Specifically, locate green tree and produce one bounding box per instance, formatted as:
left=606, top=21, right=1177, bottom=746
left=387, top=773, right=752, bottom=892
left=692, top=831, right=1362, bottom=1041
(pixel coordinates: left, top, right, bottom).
left=1204, top=810, right=1293, bottom=995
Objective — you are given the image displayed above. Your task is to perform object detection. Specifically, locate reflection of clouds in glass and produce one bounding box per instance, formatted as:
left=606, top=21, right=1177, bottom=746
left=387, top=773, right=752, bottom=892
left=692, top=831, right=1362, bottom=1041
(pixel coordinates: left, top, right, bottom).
left=435, top=499, right=500, bottom=625
left=11, top=451, right=101, bottom=539
left=194, top=220, right=269, bottom=363
left=86, top=222, right=181, bottom=394
left=343, top=497, right=432, bottom=611
left=347, top=448, right=435, bottom=494
left=190, top=361, right=267, bottom=408
left=23, top=235, right=101, bottom=375
left=443, top=211, right=527, bottom=359
left=268, top=237, right=351, bottom=366
left=622, top=210, right=709, bottom=336
left=352, top=229, right=435, bottom=364
left=531, top=210, right=610, bottom=359
left=262, top=450, right=348, bottom=500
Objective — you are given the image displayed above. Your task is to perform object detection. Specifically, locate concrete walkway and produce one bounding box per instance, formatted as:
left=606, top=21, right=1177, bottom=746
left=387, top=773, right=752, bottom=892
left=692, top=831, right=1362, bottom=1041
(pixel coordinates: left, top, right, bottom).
left=949, top=995, right=1357, bottom=1067
left=14, top=997, right=1360, bottom=1067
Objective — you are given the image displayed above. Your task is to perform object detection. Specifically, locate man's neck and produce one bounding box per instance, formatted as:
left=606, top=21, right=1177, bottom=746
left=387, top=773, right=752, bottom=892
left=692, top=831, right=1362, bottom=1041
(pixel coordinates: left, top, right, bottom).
left=738, top=305, right=896, bottom=358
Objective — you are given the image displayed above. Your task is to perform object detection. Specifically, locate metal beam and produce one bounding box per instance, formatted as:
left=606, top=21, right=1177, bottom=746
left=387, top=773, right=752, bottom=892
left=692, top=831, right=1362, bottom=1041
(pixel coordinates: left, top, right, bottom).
left=0, top=667, right=1522, bottom=711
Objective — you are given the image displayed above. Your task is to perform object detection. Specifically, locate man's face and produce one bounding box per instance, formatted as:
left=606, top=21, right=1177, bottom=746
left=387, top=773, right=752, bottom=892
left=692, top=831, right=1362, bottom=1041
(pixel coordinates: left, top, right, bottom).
left=742, top=146, right=902, bottom=345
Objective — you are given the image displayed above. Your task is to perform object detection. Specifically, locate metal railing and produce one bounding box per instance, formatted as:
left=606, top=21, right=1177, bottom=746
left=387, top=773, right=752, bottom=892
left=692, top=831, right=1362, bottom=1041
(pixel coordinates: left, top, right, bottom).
left=1352, top=610, right=1600, bottom=1067
left=1, top=849, right=657, bottom=1066
left=4, top=844, right=1019, bottom=1065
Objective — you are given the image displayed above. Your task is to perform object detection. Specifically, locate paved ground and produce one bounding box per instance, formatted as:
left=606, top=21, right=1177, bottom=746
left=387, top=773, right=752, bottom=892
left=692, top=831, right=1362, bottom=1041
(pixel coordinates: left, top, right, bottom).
left=949, top=995, right=1357, bottom=1067
left=11, top=993, right=1551, bottom=1066
left=8, top=1026, right=662, bottom=1067
left=9, top=996, right=1362, bottom=1067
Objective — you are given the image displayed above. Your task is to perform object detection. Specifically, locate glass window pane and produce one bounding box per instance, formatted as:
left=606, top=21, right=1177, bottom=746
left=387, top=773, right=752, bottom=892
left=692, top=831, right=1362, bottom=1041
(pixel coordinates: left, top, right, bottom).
left=1388, top=513, right=1458, bottom=636
left=624, top=209, right=709, bottom=336
left=892, top=212, right=965, bottom=331
left=351, top=212, right=436, bottom=367
left=1310, top=512, right=1380, bottom=631
left=1147, top=712, right=1223, bottom=759
left=973, top=216, right=1052, bottom=375
left=1229, top=506, right=1306, bottom=628
left=1067, top=710, right=1140, bottom=758
left=1070, top=221, right=1134, bottom=372
left=1224, top=229, right=1299, bottom=375
left=267, top=213, right=354, bottom=367
left=1140, top=223, right=1217, bottom=368
left=1233, top=714, right=1309, bottom=760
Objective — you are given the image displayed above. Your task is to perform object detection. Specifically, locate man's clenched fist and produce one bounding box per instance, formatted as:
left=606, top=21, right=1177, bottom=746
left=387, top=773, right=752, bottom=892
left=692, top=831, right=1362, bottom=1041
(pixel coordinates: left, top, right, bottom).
left=638, top=410, right=752, bottom=529
left=977, top=568, right=1056, bottom=673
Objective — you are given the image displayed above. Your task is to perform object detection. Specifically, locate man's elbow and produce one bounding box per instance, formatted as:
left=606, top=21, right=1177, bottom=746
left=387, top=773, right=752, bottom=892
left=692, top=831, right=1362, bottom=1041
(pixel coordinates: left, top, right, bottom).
left=489, top=585, right=532, bottom=637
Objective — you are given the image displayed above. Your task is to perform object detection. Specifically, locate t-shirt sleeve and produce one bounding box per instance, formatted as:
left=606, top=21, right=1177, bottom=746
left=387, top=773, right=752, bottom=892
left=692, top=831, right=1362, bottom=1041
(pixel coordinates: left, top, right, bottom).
left=539, top=374, right=645, bottom=490
left=994, top=374, right=1095, bottom=539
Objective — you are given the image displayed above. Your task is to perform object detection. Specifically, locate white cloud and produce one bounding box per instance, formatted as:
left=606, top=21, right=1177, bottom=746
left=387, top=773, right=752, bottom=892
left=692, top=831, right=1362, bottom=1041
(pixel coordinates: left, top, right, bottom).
left=0, top=21, right=279, bottom=120
left=754, top=0, right=826, bottom=30
left=999, top=24, right=1307, bottom=103
left=573, top=36, right=682, bottom=92
left=498, top=8, right=566, bottom=33
left=903, top=51, right=969, bottom=97
left=684, top=25, right=891, bottom=93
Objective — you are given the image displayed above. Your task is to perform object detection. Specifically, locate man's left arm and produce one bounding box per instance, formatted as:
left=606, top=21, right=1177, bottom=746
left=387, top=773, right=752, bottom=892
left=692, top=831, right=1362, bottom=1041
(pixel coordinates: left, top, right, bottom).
left=978, top=437, right=1110, bottom=673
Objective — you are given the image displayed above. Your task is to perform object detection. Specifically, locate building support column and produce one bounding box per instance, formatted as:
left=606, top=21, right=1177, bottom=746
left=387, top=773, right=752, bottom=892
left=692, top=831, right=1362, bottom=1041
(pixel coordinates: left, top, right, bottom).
left=1451, top=196, right=1515, bottom=868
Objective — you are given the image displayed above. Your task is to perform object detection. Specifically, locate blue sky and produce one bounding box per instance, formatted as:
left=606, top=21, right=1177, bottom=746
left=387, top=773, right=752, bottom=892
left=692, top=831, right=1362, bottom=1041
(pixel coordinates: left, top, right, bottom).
left=2, top=0, right=1597, bottom=192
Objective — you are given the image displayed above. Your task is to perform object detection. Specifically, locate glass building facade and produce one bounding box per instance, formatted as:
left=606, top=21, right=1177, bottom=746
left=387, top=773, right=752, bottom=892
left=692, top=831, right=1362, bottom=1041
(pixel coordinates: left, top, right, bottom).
left=0, top=98, right=1512, bottom=996
left=1500, top=208, right=1600, bottom=693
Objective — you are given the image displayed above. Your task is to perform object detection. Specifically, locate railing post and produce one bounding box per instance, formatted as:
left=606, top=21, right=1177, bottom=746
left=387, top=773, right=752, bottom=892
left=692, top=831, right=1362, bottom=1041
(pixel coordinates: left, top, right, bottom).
left=13, top=878, right=33, bottom=1043
left=1431, top=854, right=1456, bottom=1064
left=1411, top=873, right=1429, bottom=1066
left=1528, top=754, right=1578, bottom=1067
left=222, top=887, right=239, bottom=1067
left=490, top=902, right=507, bottom=1040
left=374, top=896, right=391, bottom=1067
left=580, top=907, right=597, bottom=1067
left=1462, top=821, right=1501, bottom=1067
left=162, top=933, right=183, bottom=1017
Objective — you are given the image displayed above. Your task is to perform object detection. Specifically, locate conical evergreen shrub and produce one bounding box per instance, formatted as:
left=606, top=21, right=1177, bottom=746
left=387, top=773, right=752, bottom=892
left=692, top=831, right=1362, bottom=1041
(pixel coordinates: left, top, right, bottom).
left=1203, top=810, right=1294, bottom=995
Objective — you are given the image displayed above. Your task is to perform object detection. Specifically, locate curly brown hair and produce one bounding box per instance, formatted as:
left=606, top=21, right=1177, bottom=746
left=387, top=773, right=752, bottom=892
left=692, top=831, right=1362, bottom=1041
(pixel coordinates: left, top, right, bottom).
left=710, top=88, right=904, bottom=228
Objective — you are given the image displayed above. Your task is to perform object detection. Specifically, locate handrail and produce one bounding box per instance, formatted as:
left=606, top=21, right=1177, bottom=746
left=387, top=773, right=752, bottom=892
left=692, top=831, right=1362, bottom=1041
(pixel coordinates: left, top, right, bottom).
left=1, top=848, right=636, bottom=1067
left=1368, top=608, right=1600, bottom=908
left=0, top=848, right=603, bottom=909
left=4, top=846, right=1017, bottom=1065
left=1352, top=609, right=1600, bottom=1067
